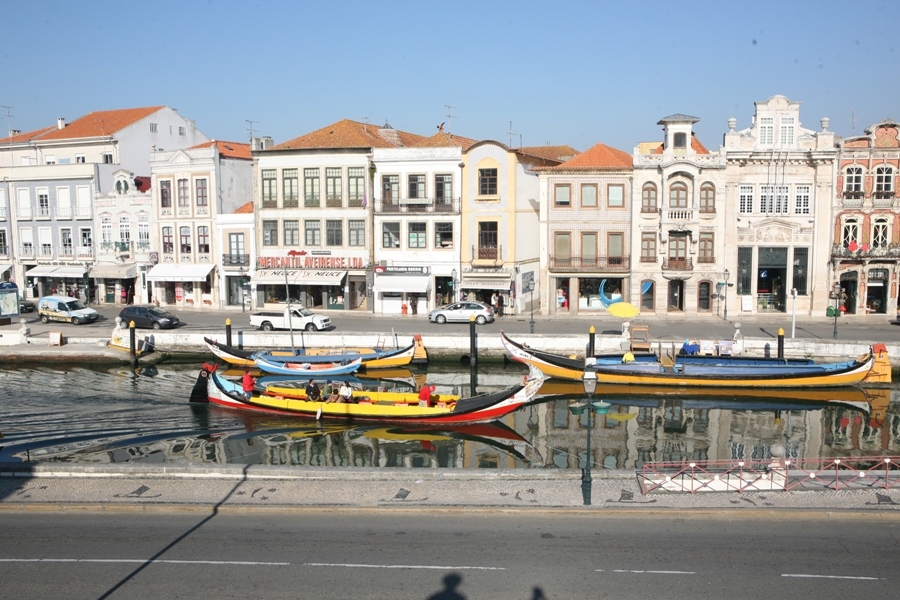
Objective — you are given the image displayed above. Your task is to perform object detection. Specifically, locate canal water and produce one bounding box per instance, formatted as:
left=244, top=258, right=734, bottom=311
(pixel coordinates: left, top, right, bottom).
left=2, top=362, right=899, bottom=469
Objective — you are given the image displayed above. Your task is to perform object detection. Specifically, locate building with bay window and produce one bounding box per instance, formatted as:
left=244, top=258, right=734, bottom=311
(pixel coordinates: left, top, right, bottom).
left=631, top=114, right=728, bottom=315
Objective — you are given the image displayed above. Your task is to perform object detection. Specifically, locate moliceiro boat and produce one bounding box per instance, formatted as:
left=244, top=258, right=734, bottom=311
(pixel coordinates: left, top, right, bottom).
left=190, top=363, right=546, bottom=424
left=204, top=337, right=422, bottom=370
left=254, top=355, right=362, bottom=376
left=500, top=332, right=891, bottom=388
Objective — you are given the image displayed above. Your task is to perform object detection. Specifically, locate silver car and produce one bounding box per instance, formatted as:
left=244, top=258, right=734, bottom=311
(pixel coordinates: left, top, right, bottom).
left=429, top=301, right=495, bottom=325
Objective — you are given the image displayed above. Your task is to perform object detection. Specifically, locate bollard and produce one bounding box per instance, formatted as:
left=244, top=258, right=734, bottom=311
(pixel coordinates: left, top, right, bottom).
left=129, top=320, right=137, bottom=371
left=469, top=315, right=477, bottom=366
left=225, top=318, right=232, bottom=347
left=588, top=325, right=596, bottom=358
left=777, top=327, right=784, bottom=359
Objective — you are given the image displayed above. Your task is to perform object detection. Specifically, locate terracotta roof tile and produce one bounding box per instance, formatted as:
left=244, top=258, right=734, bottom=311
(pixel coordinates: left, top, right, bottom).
left=518, top=145, right=579, bottom=162
left=5, top=125, right=57, bottom=143
left=233, top=201, right=254, bottom=214
left=271, top=119, right=425, bottom=151
left=547, top=141, right=632, bottom=171
left=190, top=140, right=252, bottom=160
left=414, top=131, right=479, bottom=150
left=134, top=176, right=152, bottom=193
left=37, top=106, right=165, bottom=140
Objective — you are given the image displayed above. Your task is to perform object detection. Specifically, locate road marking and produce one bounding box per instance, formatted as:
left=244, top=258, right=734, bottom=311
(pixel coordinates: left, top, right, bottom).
left=0, top=559, right=289, bottom=566
left=782, top=574, right=881, bottom=581
left=601, top=570, right=695, bottom=575
left=304, top=562, right=505, bottom=571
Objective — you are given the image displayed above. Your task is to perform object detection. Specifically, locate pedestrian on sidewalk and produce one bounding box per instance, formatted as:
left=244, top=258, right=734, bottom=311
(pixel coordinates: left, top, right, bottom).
left=409, top=294, right=418, bottom=315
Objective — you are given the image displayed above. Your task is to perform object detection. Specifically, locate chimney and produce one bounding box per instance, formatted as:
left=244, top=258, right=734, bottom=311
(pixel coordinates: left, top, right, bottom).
left=57, top=117, right=66, bottom=130
left=261, top=136, right=273, bottom=150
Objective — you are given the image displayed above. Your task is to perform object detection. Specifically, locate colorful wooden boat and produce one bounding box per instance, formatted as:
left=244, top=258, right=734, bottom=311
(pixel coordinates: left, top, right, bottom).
left=253, top=354, right=362, bottom=376
left=205, top=337, right=418, bottom=370
left=261, top=382, right=461, bottom=405
left=190, top=363, right=546, bottom=424
left=501, top=332, right=891, bottom=387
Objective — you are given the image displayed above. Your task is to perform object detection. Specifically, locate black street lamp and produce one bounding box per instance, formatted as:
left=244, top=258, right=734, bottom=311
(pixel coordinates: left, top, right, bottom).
left=451, top=268, right=457, bottom=303
left=723, top=269, right=730, bottom=320
left=568, top=370, right=610, bottom=506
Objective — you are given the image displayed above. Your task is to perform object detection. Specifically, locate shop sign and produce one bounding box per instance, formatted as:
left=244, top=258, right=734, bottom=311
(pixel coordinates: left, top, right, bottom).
left=373, top=265, right=429, bottom=274
left=258, top=255, right=365, bottom=269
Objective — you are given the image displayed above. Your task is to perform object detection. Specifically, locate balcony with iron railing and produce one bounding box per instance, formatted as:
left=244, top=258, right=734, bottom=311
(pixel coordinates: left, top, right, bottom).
left=662, top=257, right=693, bottom=271
left=223, top=253, right=251, bottom=267
left=75, top=207, right=92, bottom=219
left=304, top=195, right=320, bottom=208
left=56, top=206, right=73, bottom=219
left=473, top=244, right=502, bottom=262
left=548, top=255, right=631, bottom=271
left=348, top=195, right=365, bottom=208
left=376, top=197, right=460, bottom=213
left=831, top=243, right=900, bottom=259
left=59, top=245, right=74, bottom=258
left=842, top=190, right=864, bottom=200
left=326, top=195, right=342, bottom=208
left=39, top=245, right=53, bottom=257
left=19, top=245, right=34, bottom=257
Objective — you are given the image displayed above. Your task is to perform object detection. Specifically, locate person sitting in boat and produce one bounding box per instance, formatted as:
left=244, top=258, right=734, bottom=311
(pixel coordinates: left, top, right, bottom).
left=324, top=381, right=340, bottom=403
left=241, top=370, right=255, bottom=400
left=338, top=381, right=353, bottom=403
left=622, top=351, right=635, bottom=364
left=418, top=384, right=437, bottom=407
left=305, top=378, right=321, bottom=402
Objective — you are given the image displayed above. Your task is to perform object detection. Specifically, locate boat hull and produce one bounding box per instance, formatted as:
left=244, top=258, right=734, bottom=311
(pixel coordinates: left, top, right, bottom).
left=501, top=332, right=890, bottom=387
left=198, top=364, right=546, bottom=425
left=204, top=337, right=420, bottom=369
left=254, top=355, right=363, bottom=376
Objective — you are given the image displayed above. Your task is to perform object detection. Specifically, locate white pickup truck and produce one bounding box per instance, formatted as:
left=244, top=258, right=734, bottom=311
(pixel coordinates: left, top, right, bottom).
left=249, top=307, right=332, bottom=332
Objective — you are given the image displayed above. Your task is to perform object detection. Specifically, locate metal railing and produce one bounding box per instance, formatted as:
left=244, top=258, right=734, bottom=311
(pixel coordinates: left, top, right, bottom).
left=548, top=256, right=630, bottom=271
left=223, top=253, right=250, bottom=267
left=375, top=198, right=460, bottom=213
left=662, top=257, right=693, bottom=270
left=639, top=456, right=900, bottom=494
left=831, top=244, right=900, bottom=259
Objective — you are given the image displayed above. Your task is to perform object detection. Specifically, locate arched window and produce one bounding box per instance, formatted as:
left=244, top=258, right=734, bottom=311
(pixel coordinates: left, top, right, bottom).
left=876, top=166, right=894, bottom=194
left=669, top=182, right=688, bottom=209
left=873, top=217, right=889, bottom=248
left=699, top=183, right=716, bottom=213
left=698, top=281, right=712, bottom=311
left=642, top=183, right=657, bottom=212
left=842, top=218, right=859, bottom=247
left=845, top=167, right=863, bottom=193
left=640, top=280, right=655, bottom=311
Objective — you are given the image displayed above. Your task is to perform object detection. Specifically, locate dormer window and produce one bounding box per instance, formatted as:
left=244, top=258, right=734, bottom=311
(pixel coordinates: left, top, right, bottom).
left=673, top=133, right=687, bottom=149
left=115, top=179, right=130, bottom=194
left=780, top=118, right=794, bottom=145
left=759, top=118, right=774, bottom=145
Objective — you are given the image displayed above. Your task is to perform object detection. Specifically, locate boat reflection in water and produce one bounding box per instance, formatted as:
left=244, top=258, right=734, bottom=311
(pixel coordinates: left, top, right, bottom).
left=531, top=379, right=893, bottom=470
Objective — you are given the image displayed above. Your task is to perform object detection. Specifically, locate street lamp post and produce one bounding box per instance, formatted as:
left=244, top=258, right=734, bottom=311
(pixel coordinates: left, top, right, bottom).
left=723, top=269, right=730, bottom=320
left=450, top=268, right=457, bottom=303
left=568, top=370, right=610, bottom=506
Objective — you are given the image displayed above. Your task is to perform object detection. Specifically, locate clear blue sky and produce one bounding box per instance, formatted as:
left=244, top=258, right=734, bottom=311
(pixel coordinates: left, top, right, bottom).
left=4, top=0, right=896, bottom=153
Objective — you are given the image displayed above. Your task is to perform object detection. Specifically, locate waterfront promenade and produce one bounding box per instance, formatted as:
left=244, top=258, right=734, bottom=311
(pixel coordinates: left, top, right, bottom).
left=2, top=304, right=900, bottom=515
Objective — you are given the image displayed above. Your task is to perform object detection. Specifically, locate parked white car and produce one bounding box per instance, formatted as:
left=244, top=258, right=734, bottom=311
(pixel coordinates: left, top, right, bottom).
left=250, top=307, right=332, bottom=332
left=428, top=301, right=495, bottom=325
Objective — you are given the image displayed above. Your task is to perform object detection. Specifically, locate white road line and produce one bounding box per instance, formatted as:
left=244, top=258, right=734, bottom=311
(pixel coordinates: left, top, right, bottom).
left=304, top=563, right=506, bottom=571
left=601, top=570, right=696, bottom=575
left=0, top=559, right=289, bottom=566
left=782, top=574, right=881, bottom=581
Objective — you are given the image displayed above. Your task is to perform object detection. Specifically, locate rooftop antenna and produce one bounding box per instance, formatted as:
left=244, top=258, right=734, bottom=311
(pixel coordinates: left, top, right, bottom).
left=2, top=105, right=13, bottom=144
left=443, top=104, right=456, bottom=134
left=850, top=108, right=856, bottom=135
left=363, top=116, right=369, bottom=134
left=245, top=119, right=260, bottom=142
left=507, top=121, right=518, bottom=148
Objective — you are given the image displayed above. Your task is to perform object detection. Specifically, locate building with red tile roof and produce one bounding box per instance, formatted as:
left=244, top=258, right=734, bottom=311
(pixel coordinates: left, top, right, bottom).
left=537, top=140, right=634, bottom=315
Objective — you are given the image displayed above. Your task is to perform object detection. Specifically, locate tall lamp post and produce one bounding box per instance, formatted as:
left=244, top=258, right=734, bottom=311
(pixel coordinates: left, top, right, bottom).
left=568, top=371, right=610, bottom=506
left=723, top=269, right=730, bottom=320
left=450, top=268, right=457, bottom=303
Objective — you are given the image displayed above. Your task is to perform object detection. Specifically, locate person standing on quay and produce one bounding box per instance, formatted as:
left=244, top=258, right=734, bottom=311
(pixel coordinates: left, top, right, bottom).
left=409, top=294, right=418, bottom=315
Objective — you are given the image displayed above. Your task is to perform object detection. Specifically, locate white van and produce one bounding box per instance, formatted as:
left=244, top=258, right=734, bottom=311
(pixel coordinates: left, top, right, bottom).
left=38, top=295, right=99, bottom=325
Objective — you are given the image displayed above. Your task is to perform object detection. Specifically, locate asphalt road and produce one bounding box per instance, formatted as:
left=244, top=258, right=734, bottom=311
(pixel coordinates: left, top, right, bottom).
left=0, top=510, right=896, bottom=600
left=7, top=302, right=900, bottom=344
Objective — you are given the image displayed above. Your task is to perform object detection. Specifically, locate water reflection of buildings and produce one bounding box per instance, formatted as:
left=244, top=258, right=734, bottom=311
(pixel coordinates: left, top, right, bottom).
left=527, top=387, right=900, bottom=469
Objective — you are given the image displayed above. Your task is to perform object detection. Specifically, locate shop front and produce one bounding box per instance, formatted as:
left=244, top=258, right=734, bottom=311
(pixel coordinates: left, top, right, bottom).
left=146, top=263, right=216, bottom=308
left=459, top=272, right=513, bottom=312
left=251, top=268, right=347, bottom=310
left=88, top=263, right=137, bottom=305
left=373, top=266, right=431, bottom=315
left=25, top=264, right=93, bottom=303
left=864, top=268, right=889, bottom=314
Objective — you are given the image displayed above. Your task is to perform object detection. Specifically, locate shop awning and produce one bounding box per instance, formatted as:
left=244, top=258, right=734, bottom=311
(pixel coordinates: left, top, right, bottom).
left=251, top=269, right=346, bottom=286
left=460, top=277, right=513, bottom=290
left=0, top=263, right=11, bottom=275
left=89, top=263, right=137, bottom=279
left=146, top=263, right=215, bottom=282
left=373, top=274, right=431, bottom=293
left=25, top=265, right=59, bottom=277
left=53, top=266, right=87, bottom=278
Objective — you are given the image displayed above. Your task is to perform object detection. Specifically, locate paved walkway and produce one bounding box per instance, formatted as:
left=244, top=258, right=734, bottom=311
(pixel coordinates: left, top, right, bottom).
left=2, top=463, right=899, bottom=516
